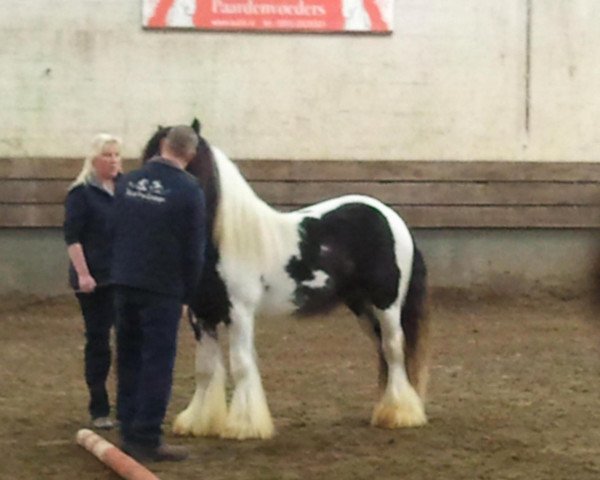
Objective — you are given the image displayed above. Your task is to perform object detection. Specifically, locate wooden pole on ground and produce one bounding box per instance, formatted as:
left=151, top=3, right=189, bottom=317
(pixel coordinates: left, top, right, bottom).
left=76, top=429, right=160, bottom=480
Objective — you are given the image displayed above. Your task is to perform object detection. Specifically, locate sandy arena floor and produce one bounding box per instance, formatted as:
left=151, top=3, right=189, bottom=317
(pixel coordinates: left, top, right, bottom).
left=1, top=293, right=599, bottom=480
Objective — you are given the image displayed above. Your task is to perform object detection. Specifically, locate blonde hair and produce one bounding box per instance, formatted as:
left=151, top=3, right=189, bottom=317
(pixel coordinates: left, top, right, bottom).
left=70, top=133, right=122, bottom=190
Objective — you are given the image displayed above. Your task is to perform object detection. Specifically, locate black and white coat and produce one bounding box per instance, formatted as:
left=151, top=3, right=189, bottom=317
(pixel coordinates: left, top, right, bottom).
left=143, top=125, right=430, bottom=440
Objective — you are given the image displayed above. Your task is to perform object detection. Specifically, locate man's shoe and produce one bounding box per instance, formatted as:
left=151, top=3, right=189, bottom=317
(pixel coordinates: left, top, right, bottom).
left=122, top=442, right=189, bottom=462
left=91, top=416, right=115, bottom=430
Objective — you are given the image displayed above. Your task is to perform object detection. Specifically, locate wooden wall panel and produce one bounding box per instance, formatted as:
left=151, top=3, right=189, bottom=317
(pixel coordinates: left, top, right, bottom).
left=0, top=180, right=71, bottom=204
left=1, top=158, right=600, bottom=228
left=0, top=205, right=64, bottom=228
left=251, top=181, right=600, bottom=207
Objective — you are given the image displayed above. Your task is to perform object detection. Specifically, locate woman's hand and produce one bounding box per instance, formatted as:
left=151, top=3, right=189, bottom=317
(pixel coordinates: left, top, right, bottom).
left=78, top=274, right=97, bottom=293
left=67, top=243, right=96, bottom=293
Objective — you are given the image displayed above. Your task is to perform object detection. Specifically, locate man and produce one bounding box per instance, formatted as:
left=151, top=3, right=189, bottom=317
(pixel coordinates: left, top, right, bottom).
left=111, top=125, right=206, bottom=462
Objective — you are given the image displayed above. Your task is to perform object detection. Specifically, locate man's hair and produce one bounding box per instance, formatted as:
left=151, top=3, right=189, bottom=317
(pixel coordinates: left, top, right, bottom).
left=164, top=125, right=199, bottom=159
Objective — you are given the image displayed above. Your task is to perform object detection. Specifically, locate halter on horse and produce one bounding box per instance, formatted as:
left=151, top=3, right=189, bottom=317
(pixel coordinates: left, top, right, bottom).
left=142, top=120, right=430, bottom=439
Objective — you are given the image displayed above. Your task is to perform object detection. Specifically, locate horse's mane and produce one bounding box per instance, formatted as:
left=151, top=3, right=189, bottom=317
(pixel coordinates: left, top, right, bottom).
left=210, top=147, right=294, bottom=272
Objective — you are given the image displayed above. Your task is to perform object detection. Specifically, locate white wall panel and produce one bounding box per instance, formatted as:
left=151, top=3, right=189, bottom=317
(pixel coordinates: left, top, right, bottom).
left=0, top=1, right=597, bottom=161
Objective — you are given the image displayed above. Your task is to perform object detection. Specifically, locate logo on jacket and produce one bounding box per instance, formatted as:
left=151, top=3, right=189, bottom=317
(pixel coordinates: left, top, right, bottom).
left=126, top=178, right=169, bottom=203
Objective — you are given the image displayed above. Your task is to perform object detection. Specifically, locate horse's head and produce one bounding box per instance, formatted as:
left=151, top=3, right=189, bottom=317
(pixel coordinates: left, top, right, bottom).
left=141, top=118, right=220, bottom=234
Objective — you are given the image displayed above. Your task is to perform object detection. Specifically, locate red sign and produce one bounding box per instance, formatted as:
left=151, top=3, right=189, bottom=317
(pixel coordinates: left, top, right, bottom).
left=143, top=0, right=393, bottom=33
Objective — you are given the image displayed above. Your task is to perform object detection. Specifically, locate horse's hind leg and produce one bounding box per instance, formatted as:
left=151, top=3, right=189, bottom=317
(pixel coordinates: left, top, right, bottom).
left=355, top=309, right=388, bottom=389
left=173, top=328, right=227, bottom=437
left=222, top=303, right=274, bottom=440
left=368, top=304, right=427, bottom=428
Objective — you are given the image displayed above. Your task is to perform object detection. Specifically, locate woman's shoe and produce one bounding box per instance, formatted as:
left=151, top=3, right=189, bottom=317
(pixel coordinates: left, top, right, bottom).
left=91, top=416, right=115, bottom=430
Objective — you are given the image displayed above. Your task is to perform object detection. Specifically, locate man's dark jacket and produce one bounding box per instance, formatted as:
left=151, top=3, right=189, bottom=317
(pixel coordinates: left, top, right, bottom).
left=111, top=157, right=206, bottom=302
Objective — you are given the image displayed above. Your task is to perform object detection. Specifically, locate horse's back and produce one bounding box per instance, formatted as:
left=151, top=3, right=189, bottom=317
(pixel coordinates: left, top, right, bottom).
left=295, top=194, right=414, bottom=273
left=297, top=194, right=411, bottom=239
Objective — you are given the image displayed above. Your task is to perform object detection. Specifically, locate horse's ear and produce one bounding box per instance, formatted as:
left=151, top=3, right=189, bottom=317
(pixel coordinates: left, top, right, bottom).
left=157, top=124, right=163, bottom=131
left=191, top=118, right=201, bottom=134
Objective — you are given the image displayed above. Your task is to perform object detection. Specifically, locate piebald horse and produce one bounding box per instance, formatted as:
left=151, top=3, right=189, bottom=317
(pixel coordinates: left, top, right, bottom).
left=142, top=120, right=430, bottom=440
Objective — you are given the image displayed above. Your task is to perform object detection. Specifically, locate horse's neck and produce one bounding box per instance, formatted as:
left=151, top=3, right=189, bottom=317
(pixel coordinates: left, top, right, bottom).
left=212, top=147, right=296, bottom=270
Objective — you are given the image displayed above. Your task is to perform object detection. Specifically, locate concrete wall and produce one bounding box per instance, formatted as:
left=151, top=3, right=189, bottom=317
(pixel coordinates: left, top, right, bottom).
left=416, top=229, right=598, bottom=298
left=0, top=229, right=70, bottom=297
left=1, top=0, right=599, bottom=161
left=1, top=229, right=596, bottom=298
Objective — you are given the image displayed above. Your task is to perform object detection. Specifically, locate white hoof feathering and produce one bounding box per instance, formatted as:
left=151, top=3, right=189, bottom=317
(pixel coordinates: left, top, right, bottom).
left=221, top=382, right=274, bottom=440
left=371, top=386, right=427, bottom=428
left=172, top=370, right=228, bottom=437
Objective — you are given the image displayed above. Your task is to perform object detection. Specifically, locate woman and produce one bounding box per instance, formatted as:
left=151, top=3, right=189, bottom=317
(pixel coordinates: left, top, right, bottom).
left=64, top=133, right=122, bottom=429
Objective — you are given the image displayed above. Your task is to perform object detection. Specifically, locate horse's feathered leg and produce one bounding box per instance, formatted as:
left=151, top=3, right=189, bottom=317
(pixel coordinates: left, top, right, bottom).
left=222, top=303, right=274, bottom=440
left=172, top=321, right=227, bottom=437
left=370, top=303, right=427, bottom=428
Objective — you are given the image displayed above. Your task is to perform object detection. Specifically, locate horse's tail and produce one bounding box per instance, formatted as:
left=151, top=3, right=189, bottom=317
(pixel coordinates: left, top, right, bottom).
left=401, top=244, right=430, bottom=399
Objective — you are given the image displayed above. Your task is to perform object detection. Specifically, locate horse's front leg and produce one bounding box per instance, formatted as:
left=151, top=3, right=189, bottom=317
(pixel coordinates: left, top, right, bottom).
left=173, top=329, right=228, bottom=437
left=222, top=304, right=274, bottom=440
